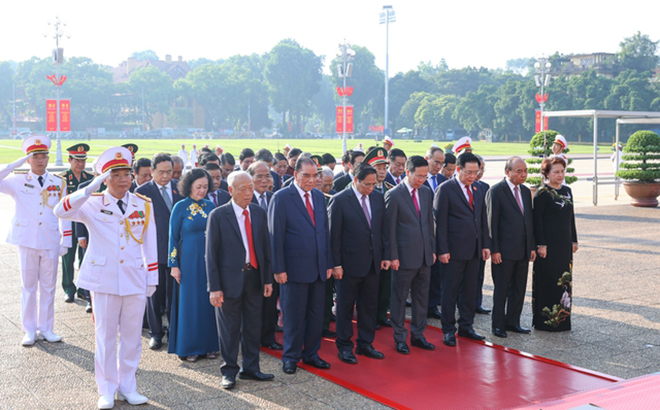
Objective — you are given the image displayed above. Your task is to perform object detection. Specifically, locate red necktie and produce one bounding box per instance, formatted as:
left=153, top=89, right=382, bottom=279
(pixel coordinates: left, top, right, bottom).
left=395, top=177, right=401, bottom=185
left=242, top=209, right=258, bottom=269
left=465, top=184, right=474, bottom=211
left=514, top=186, right=524, bottom=214
left=305, top=192, right=316, bottom=226
left=411, top=188, right=421, bottom=219
left=211, top=193, right=218, bottom=206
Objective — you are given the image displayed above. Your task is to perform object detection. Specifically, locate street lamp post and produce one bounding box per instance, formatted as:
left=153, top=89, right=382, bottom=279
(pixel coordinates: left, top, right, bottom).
left=534, top=56, right=551, bottom=156
left=380, top=5, right=395, bottom=139
left=44, top=16, right=70, bottom=166
left=337, top=41, right=355, bottom=154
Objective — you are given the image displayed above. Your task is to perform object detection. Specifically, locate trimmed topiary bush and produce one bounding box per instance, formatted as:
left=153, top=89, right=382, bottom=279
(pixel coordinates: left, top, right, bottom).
left=525, top=130, right=577, bottom=186
left=616, top=130, right=660, bottom=183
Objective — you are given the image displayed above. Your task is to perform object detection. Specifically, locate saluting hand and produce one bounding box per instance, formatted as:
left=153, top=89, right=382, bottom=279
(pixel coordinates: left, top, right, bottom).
left=210, top=290, right=224, bottom=308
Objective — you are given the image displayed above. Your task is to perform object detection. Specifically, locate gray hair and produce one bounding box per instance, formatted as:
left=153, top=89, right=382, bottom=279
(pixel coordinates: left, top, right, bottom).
left=227, top=170, right=252, bottom=188
left=321, top=166, right=334, bottom=179
left=504, top=156, right=523, bottom=171
left=171, top=155, right=184, bottom=166
left=247, top=161, right=270, bottom=177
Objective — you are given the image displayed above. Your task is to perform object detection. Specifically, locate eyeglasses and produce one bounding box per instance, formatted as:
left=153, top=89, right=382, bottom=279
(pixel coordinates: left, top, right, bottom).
left=253, top=174, right=272, bottom=181
left=299, top=173, right=318, bottom=179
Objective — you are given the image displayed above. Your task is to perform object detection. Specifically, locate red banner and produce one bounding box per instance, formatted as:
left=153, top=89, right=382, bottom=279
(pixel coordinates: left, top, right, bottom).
left=535, top=110, right=549, bottom=133
left=46, top=99, right=57, bottom=132
left=346, top=106, right=354, bottom=133
left=60, top=100, right=71, bottom=132
left=336, top=106, right=354, bottom=133
left=336, top=106, right=343, bottom=133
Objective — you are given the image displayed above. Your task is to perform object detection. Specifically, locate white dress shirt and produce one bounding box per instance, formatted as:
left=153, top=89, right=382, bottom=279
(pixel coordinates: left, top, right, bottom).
left=231, top=200, right=251, bottom=264
left=293, top=181, right=313, bottom=210
left=155, top=181, right=173, bottom=204
left=351, top=185, right=371, bottom=220
left=505, top=178, right=524, bottom=212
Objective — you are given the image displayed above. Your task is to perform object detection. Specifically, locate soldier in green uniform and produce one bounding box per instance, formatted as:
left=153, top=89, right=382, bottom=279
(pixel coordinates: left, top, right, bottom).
left=364, top=147, right=395, bottom=328
left=59, top=144, right=94, bottom=305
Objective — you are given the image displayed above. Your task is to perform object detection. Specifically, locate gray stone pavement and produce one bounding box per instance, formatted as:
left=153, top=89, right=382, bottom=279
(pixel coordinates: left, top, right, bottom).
left=1, top=157, right=659, bottom=409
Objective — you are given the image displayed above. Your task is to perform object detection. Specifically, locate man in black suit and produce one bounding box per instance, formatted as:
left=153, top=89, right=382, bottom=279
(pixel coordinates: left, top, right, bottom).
left=329, top=163, right=389, bottom=364
left=333, top=150, right=365, bottom=192
left=204, top=163, right=231, bottom=206
left=269, top=157, right=334, bottom=375
left=131, top=157, right=151, bottom=192
left=255, top=148, right=282, bottom=192
left=200, top=154, right=229, bottom=191
left=220, top=153, right=236, bottom=179
left=385, top=156, right=437, bottom=354
left=423, top=146, right=445, bottom=320
left=423, top=146, right=445, bottom=192
left=322, top=153, right=336, bottom=171
left=333, top=151, right=351, bottom=180
left=206, top=171, right=274, bottom=389
left=272, top=152, right=291, bottom=191
left=384, top=148, right=406, bottom=186
left=434, top=152, right=491, bottom=347
left=486, top=156, right=536, bottom=338
left=239, top=148, right=256, bottom=171
left=247, top=161, right=281, bottom=350
left=136, top=153, right=183, bottom=350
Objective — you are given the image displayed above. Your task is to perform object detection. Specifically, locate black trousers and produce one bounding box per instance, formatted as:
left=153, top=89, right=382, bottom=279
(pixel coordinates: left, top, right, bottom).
left=428, top=260, right=442, bottom=312
left=216, top=268, right=263, bottom=377
left=491, top=258, right=529, bottom=330
left=376, top=269, right=392, bottom=323
left=335, top=265, right=379, bottom=351
left=147, top=264, right=173, bottom=340
left=260, top=282, right=280, bottom=345
left=476, top=258, right=487, bottom=308
left=441, top=257, right=480, bottom=334
left=323, top=277, right=335, bottom=331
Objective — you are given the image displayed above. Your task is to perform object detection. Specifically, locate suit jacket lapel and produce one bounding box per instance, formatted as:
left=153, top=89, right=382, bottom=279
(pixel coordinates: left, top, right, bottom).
left=149, top=181, right=168, bottom=212
left=223, top=204, right=242, bottom=240
left=347, top=188, right=371, bottom=230
left=502, top=179, right=524, bottom=217
left=290, top=184, right=314, bottom=227
left=399, top=183, right=420, bottom=219
left=451, top=178, right=472, bottom=211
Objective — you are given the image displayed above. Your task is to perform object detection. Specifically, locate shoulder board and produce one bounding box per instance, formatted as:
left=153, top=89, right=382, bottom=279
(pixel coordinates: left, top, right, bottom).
left=92, top=192, right=104, bottom=196
left=135, top=193, right=152, bottom=202
left=384, top=181, right=394, bottom=189
left=57, top=170, right=69, bottom=177
left=52, top=174, right=65, bottom=181
left=324, top=192, right=333, bottom=199
left=82, top=170, right=94, bottom=178
left=13, top=170, right=27, bottom=174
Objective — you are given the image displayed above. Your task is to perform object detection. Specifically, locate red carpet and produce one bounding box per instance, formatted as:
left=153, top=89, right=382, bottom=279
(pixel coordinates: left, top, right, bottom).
left=263, top=323, right=621, bottom=410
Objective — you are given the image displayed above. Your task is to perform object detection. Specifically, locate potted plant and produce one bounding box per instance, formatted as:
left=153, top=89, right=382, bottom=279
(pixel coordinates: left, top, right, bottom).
left=525, top=130, right=577, bottom=189
left=615, top=130, right=660, bottom=207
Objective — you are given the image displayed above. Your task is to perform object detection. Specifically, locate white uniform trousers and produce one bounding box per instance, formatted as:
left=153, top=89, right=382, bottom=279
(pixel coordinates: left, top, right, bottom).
left=91, top=292, right=146, bottom=396
left=17, top=246, right=59, bottom=333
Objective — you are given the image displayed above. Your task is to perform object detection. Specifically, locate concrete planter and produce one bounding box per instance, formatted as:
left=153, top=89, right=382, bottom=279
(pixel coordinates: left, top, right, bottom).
left=622, top=181, right=660, bottom=207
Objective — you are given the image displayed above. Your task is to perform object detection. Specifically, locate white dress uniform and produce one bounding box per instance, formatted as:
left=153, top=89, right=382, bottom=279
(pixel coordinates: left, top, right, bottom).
left=190, top=146, right=198, bottom=168
left=0, top=136, right=71, bottom=342
left=54, top=146, right=158, bottom=403
left=178, top=145, right=189, bottom=170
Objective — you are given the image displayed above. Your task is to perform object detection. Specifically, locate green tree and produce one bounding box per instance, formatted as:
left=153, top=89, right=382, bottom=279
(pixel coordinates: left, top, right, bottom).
left=264, top=39, right=323, bottom=135
left=127, top=66, right=173, bottom=129
left=414, top=94, right=460, bottom=136
left=453, top=84, right=498, bottom=132
left=389, top=70, right=435, bottom=133
left=617, top=32, right=659, bottom=74
left=130, top=50, right=159, bottom=61
left=0, top=62, right=14, bottom=126
left=505, top=58, right=533, bottom=75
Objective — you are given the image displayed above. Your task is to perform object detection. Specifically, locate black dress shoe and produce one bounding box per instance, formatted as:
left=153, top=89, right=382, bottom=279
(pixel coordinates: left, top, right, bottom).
left=395, top=342, right=410, bottom=354
left=238, top=371, right=274, bottom=381
left=275, top=325, right=283, bottom=333
left=492, top=328, right=508, bottom=338
left=337, top=350, right=358, bottom=364
left=476, top=306, right=491, bottom=314
left=375, top=323, right=381, bottom=330
left=322, top=329, right=337, bottom=339
left=261, top=342, right=283, bottom=350
left=64, top=294, right=74, bottom=303
left=356, top=345, right=385, bottom=359
left=443, top=333, right=457, bottom=347
left=329, top=314, right=336, bottom=322
left=427, top=308, right=442, bottom=319
left=282, top=361, right=297, bottom=374
left=411, top=337, right=436, bottom=350
left=149, top=337, right=163, bottom=350
left=377, top=319, right=392, bottom=327
left=303, top=357, right=331, bottom=369
left=221, top=375, right=236, bottom=389
left=85, top=302, right=93, bottom=314
left=506, top=325, right=531, bottom=334
left=457, top=329, right=486, bottom=341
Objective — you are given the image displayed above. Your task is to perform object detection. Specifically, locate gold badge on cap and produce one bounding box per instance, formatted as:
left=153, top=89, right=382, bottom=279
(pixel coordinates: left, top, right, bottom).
left=116, top=152, right=123, bottom=160
left=35, top=139, right=41, bottom=145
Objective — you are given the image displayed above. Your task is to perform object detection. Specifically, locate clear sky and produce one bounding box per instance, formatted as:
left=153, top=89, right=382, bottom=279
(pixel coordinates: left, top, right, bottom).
left=2, top=0, right=659, bottom=75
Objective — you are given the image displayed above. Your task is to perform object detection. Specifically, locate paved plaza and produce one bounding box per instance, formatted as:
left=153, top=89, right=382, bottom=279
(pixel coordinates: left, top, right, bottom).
left=0, top=155, right=658, bottom=409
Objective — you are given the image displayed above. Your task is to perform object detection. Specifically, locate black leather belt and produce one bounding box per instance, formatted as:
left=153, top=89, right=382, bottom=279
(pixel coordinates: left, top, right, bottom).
left=244, top=264, right=254, bottom=271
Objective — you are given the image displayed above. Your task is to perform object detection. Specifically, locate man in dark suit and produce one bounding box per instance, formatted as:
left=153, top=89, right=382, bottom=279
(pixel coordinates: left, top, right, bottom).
left=136, top=153, right=183, bottom=350
left=423, top=146, right=445, bottom=192
left=475, top=156, right=491, bottom=314
left=486, top=156, right=535, bottom=338
left=204, top=163, right=231, bottom=206
left=269, top=157, right=334, bottom=375
left=333, top=150, right=365, bottom=192
left=434, top=152, right=491, bottom=347
left=385, top=156, right=436, bottom=354
left=384, top=148, right=406, bottom=186
left=329, top=163, right=388, bottom=364
left=206, top=171, right=274, bottom=389
left=333, top=150, right=351, bottom=180
left=131, top=157, right=151, bottom=192
left=272, top=152, right=291, bottom=191
left=247, top=161, right=280, bottom=350
left=423, top=146, right=446, bottom=320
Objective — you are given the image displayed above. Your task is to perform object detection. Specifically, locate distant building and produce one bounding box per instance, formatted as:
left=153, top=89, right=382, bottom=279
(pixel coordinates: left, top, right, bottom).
left=553, top=52, right=619, bottom=78
left=111, top=55, right=204, bottom=129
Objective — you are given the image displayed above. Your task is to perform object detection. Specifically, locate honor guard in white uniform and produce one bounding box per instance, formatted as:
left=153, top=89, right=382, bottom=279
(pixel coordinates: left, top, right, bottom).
left=0, top=135, right=71, bottom=346
left=54, top=146, right=158, bottom=409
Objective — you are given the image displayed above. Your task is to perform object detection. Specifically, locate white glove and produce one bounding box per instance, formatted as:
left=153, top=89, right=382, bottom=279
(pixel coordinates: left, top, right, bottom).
left=84, top=170, right=112, bottom=196
left=10, top=153, right=33, bottom=170
left=59, top=246, right=69, bottom=256
left=146, top=285, right=157, bottom=298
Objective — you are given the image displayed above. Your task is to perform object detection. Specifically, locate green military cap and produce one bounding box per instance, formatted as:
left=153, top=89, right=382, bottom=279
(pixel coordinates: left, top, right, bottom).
left=364, top=147, right=388, bottom=166
left=121, top=143, right=139, bottom=160
left=66, top=143, right=90, bottom=160
left=310, top=155, right=324, bottom=171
